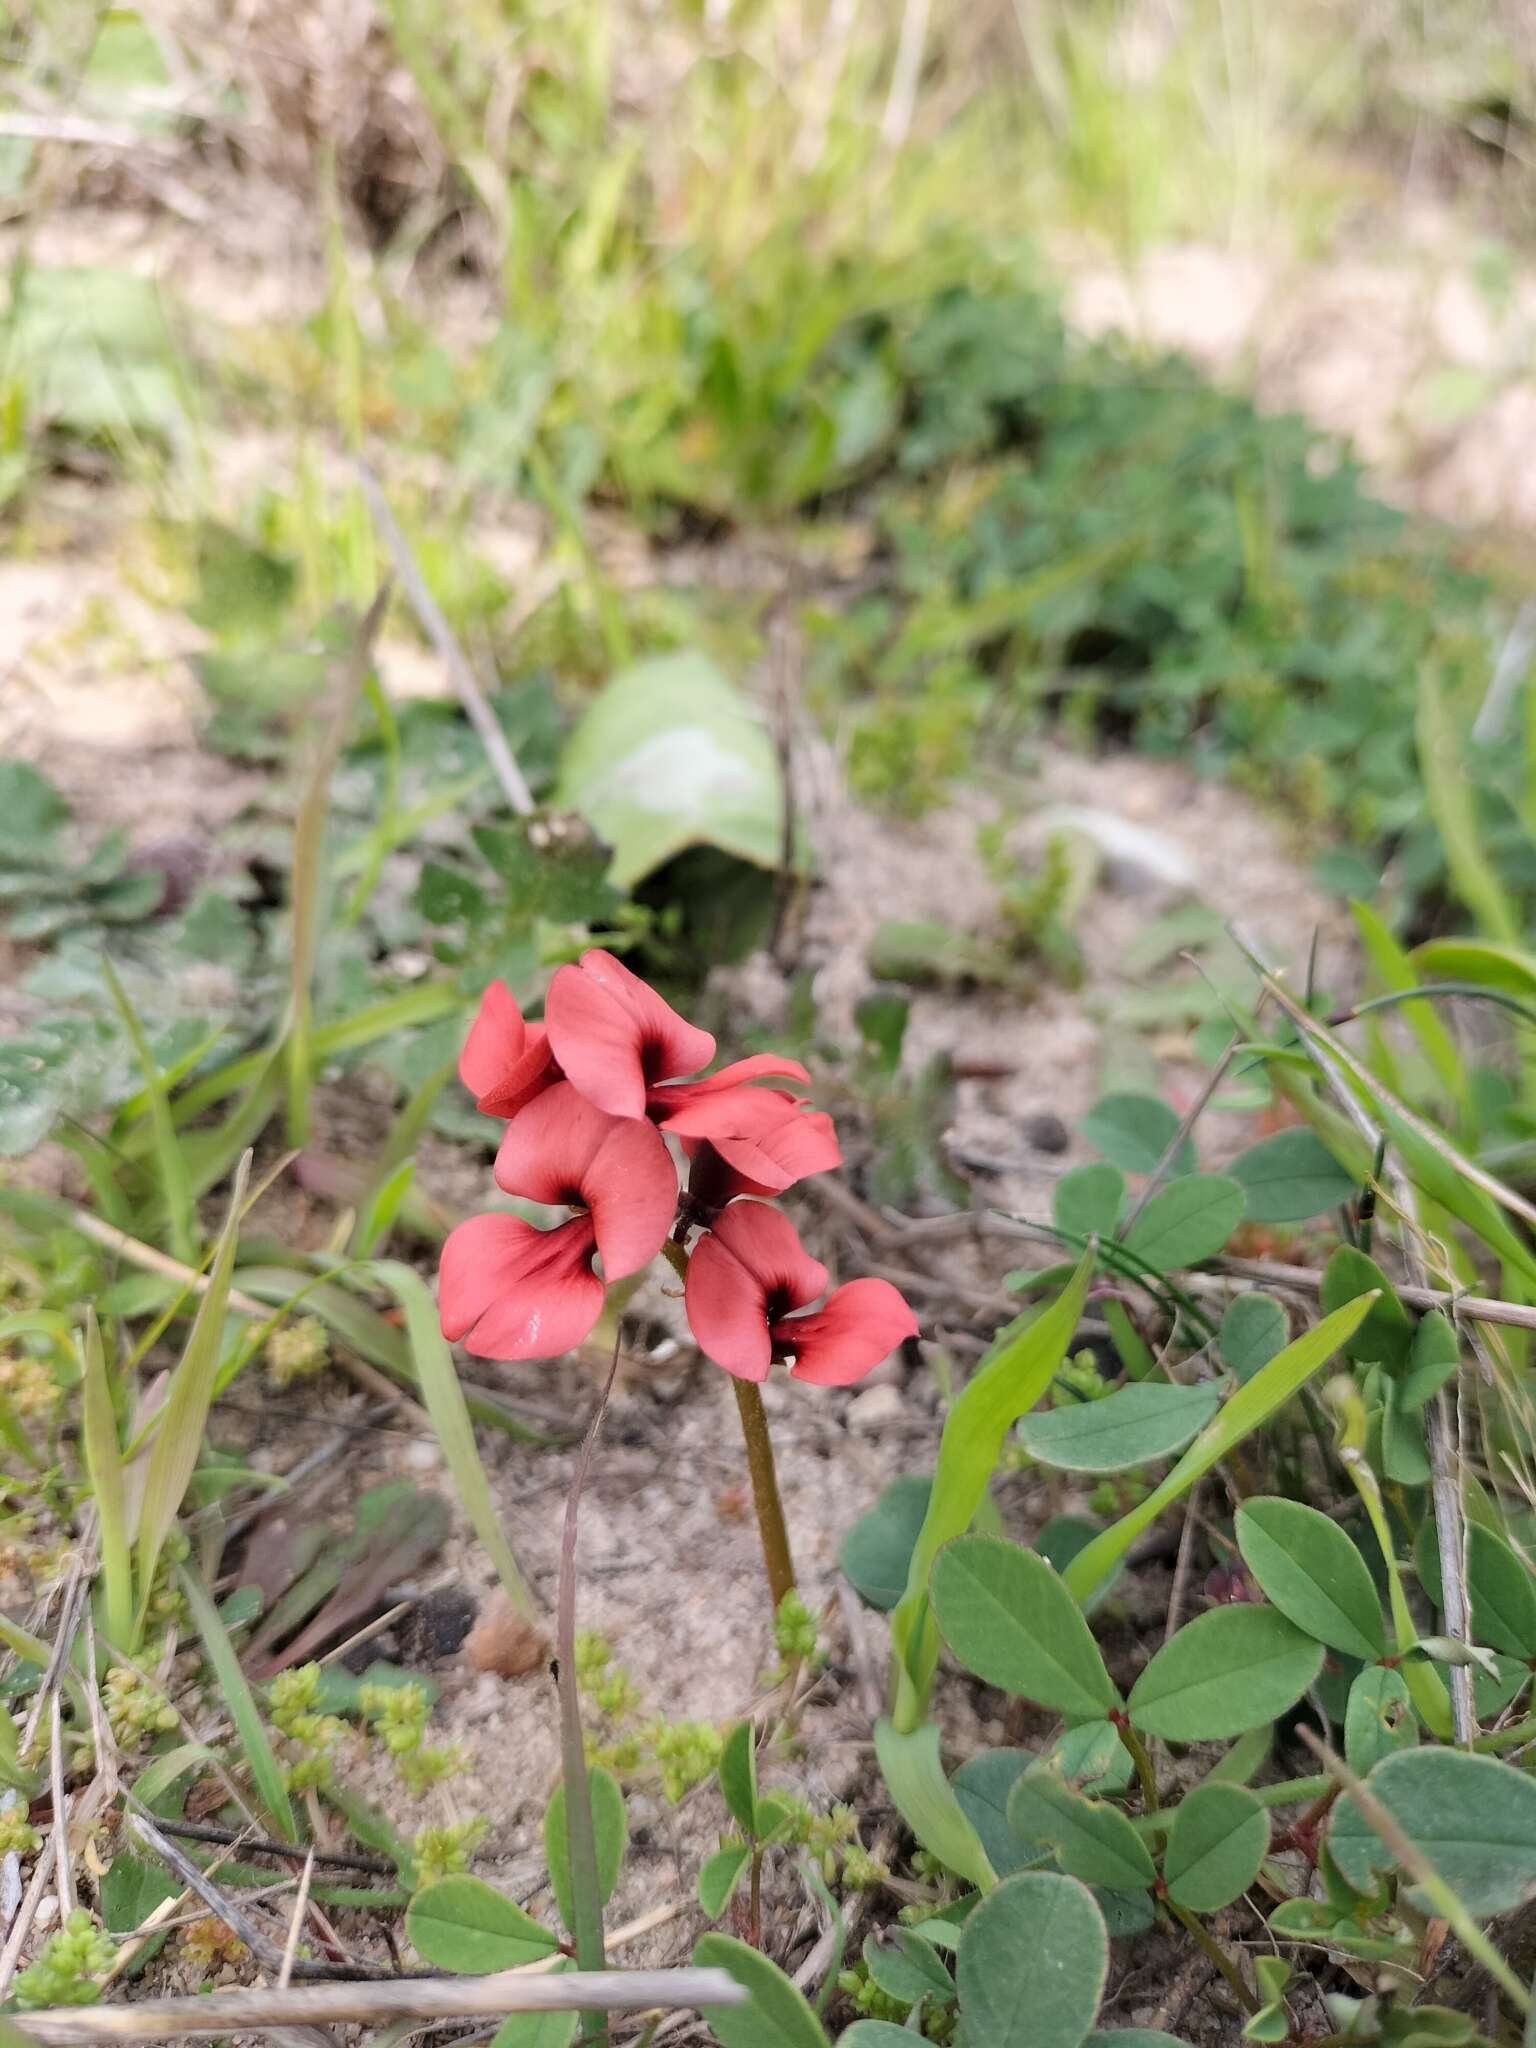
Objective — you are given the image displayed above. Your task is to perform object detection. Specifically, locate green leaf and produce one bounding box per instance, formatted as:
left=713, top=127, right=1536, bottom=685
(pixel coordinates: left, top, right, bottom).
left=1053, top=1163, right=1126, bottom=1240
left=490, top=1975, right=578, bottom=2048
left=80, top=1313, right=130, bottom=1649
left=720, top=1721, right=759, bottom=1836
left=874, top=1718, right=996, bottom=1894
left=955, top=1872, right=1108, bottom=2048
left=862, top=1928, right=955, bottom=2006
left=889, top=1254, right=1094, bottom=1729
left=1420, top=1522, right=1536, bottom=1658
left=1344, top=1666, right=1415, bottom=1777
left=1320, top=1248, right=1413, bottom=1369
left=1352, top=900, right=1465, bottom=1102
left=1019, top=1382, right=1220, bottom=1473
left=1162, top=1782, right=1269, bottom=1911
left=1225, top=1130, right=1359, bottom=1222
left=1328, top=1748, right=1536, bottom=1915
left=545, top=1766, right=626, bottom=1932
left=406, top=1876, right=560, bottom=1973
left=841, top=1476, right=931, bottom=1611
left=931, top=1536, right=1120, bottom=1718
left=698, top=1843, right=751, bottom=1919
left=1219, top=1293, right=1289, bottom=1384
left=1128, top=1607, right=1324, bottom=1741
left=1235, top=1498, right=1385, bottom=1659
left=555, top=653, right=785, bottom=889
left=953, top=1750, right=1042, bottom=1877
left=693, top=1932, right=830, bottom=2048
left=1122, top=1174, right=1244, bottom=1271
left=1086, top=2035, right=1189, bottom=2047
left=1006, top=1768, right=1155, bottom=1893
left=0, top=761, right=67, bottom=857
left=1397, top=1312, right=1460, bottom=1411
left=179, top=1564, right=296, bottom=1843
left=838, top=2028, right=917, bottom=2046
left=1063, top=1292, right=1379, bottom=1604
left=1080, top=1094, right=1194, bottom=1176
left=1050, top=1721, right=1134, bottom=1795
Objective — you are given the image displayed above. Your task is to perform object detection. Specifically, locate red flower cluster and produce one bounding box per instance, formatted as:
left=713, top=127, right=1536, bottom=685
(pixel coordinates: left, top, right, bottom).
left=439, top=952, right=917, bottom=1384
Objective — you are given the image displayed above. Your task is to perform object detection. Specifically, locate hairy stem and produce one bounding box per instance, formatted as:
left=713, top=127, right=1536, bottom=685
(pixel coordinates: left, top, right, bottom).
left=732, top=1378, right=797, bottom=1613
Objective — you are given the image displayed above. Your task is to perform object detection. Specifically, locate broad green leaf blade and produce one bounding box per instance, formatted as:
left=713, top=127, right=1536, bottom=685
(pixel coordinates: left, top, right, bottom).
left=1235, top=1498, right=1385, bottom=1660
left=1219, top=1293, right=1288, bottom=1384
left=889, top=1256, right=1094, bottom=1729
left=874, top=1718, right=995, bottom=1895
left=556, top=654, right=785, bottom=888
left=1122, top=1174, right=1244, bottom=1271
left=545, top=1767, right=626, bottom=1933
left=1320, top=1248, right=1412, bottom=1369
left=135, top=1153, right=251, bottom=1638
left=953, top=1750, right=1042, bottom=1878
left=931, top=1536, right=1119, bottom=1718
left=1397, top=1312, right=1460, bottom=1411
left=838, top=2028, right=916, bottom=2046
left=840, top=1476, right=931, bottom=1611
left=177, top=1563, right=296, bottom=1844
left=369, top=1261, right=536, bottom=1616
left=80, top=1311, right=131, bottom=1651
left=1344, top=1666, right=1415, bottom=1777
left=1225, top=1130, right=1359, bottom=1223
left=1352, top=900, right=1464, bottom=1102
left=719, top=1721, right=759, bottom=1836
left=956, top=1872, right=1108, bottom=2048
left=698, top=1843, right=751, bottom=1919
left=1329, top=1749, right=1536, bottom=1916
left=490, top=1969, right=577, bottom=2048
left=1420, top=1521, right=1536, bottom=1658
left=1162, top=1782, right=1269, bottom=1912
left=1063, top=1292, right=1378, bottom=1605
left=1080, top=1094, right=1194, bottom=1176
left=693, top=1932, right=830, bottom=2048
left=1019, top=1383, right=1220, bottom=1473
left=862, top=1928, right=955, bottom=2007
left=1006, top=1768, right=1155, bottom=1893
left=1128, top=1607, right=1323, bottom=1741
left=407, top=1876, right=560, bottom=1972
left=1053, top=1163, right=1126, bottom=1240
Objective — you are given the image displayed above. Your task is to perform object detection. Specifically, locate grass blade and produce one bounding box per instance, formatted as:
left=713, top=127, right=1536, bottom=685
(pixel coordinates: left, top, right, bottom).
left=1062, top=1292, right=1378, bottom=1605
left=177, top=1561, right=297, bottom=1842
left=80, top=1310, right=132, bottom=1650
left=134, top=1152, right=252, bottom=1644
left=102, top=954, right=195, bottom=1265
left=367, top=1261, right=539, bottom=1619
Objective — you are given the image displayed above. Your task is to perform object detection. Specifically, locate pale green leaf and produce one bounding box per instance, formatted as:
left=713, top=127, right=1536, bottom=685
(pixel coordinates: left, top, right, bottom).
left=1020, top=1382, right=1220, bottom=1473
left=1235, top=1497, right=1385, bottom=1659
left=955, top=1873, right=1107, bottom=2048
left=1128, top=1607, right=1323, bottom=1741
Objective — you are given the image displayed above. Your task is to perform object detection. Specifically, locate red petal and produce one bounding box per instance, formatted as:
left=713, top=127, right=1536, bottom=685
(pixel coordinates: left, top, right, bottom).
left=660, top=1086, right=841, bottom=1194
left=439, top=1213, right=604, bottom=1361
left=779, top=1279, right=919, bottom=1388
left=493, top=1082, right=616, bottom=1203
left=682, top=1138, right=779, bottom=1207
left=654, top=1052, right=812, bottom=1107
left=458, top=983, right=548, bottom=1112
left=684, top=1202, right=829, bottom=1381
left=493, top=1083, right=676, bottom=1280
left=545, top=950, right=715, bottom=1119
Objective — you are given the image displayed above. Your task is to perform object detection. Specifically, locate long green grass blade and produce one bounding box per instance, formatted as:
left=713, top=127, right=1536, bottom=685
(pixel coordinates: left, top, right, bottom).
left=368, top=1261, right=538, bottom=1619
left=1417, top=666, right=1520, bottom=945
left=177, top=1562, right=297, bottom=1842
left=1062, top=1292, right=1378, bottom=1605
left=1350, top=900, right=1465, bottom=1104
left=80, top=1311, right=132, bottom=1650
left=103, top=954, right=196, bottom=1265
left=889, top=1252, right=1093, bottom=1731
left=134, top=1153, right=251, bottom=1643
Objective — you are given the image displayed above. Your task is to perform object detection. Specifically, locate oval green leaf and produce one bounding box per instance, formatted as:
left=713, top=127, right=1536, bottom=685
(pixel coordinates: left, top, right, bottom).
left=698, top=1843, right=751, bottom=1919
left=544, top=1766, right=626, bottom=1935
left=406, top=1877, right=559, bottom=1974
left=874, top=1717, right=996, bottom=1894
left=1006, top=1768, right=1155, bottom=1894
left=719, top=1720, right=758, bottom=1835
left=953, top=1750, right=1043, bottom=1877
left=1418, top=1520, right=1536, bottom=1658
left=931, top=1536, right=1120, bottom=1718
left=1320, top=1247, right=1411, bottom=1369
left=1226, top=1130, right=1358, bottom=1222
left=1020, top=1382, right=1221, bottom=1474
left=862, top=1928, right=955, bottom=2006
left=1344, top=1665, right=1415, bottom=1777
left=1328, top=1748, right=1536, bottom=1916
left=839, top=2027, right=920, bottom=2047
left=1080, top=1093, right=1194, bottom=1176
left=694, top=1932, right=830, bottom=2048
left=1235, top=1497, right=1386, bottom=1660
left=1219, top=1292, right=1288, bottom=1384
left=1162, top=1782, right=1269, bottom=1912
left=1122, top=1174, right=1245, bottom=1272
left=1128, top=1606, right=1323, bottom=1741
left=1397, top=1311, right=1459, bottom=1411
left=956, top=1872, right=1108, bottom=2048
left=1086, top=2034, right=1189, bottom=2047
left=840, top=1475, right=931, bottom=1611
left=1053, top=1163, right=1126, bottom=1241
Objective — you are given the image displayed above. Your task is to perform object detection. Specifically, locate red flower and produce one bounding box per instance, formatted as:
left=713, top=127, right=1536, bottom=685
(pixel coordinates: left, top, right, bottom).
left=439, top=1083, right=675, bottom=1360
left=657, top=1058, right=841, bottom=1198
left=458, top=980, right=560, bottom=1120
left=545, top=949, right=716, bottom=1120
left=685, top=1201, right=918, bottom=1386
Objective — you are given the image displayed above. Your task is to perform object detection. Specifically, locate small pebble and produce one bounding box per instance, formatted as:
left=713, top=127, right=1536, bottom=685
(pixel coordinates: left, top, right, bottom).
left=1023, top=1113, right=1071, bottom=1154
left=402, top=1437, right=442, bottom=1472
left=848, top=1384, right=904, bottom=1433
left=33, top=1895, right=58, bottom=1931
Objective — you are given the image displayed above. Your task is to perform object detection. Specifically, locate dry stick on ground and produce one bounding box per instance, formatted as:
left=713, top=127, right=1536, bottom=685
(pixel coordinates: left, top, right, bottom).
left=1211, top=1256, right=1536, bottom=1334
left=145, top=1820, right=394, bottom=1878
left=353, top=462, right=535, bottom=817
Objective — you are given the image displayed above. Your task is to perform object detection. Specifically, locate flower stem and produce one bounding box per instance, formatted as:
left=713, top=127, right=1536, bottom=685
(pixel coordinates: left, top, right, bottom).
left=1112, top=1714, right=1159, bottom=1813
left=1165, top=1897, right=1259, bottom=2014
left=731, top=1378, right=797, bottom=1613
